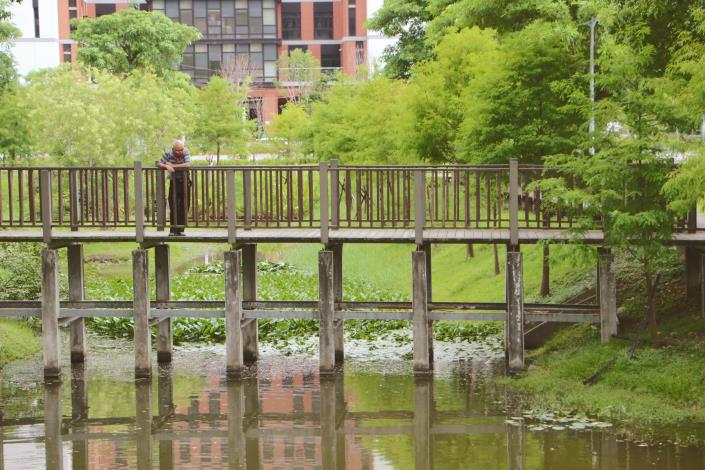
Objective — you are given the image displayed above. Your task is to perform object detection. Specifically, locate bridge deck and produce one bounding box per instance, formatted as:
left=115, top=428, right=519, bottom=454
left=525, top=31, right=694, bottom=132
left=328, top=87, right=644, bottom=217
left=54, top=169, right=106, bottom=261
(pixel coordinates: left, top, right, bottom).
left=0, top=227, right=703, bottom=245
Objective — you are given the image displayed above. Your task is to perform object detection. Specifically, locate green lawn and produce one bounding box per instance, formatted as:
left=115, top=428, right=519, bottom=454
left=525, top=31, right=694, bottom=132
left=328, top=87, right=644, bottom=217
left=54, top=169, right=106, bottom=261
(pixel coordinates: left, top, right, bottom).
left=0, top=320, right=40, bottom=366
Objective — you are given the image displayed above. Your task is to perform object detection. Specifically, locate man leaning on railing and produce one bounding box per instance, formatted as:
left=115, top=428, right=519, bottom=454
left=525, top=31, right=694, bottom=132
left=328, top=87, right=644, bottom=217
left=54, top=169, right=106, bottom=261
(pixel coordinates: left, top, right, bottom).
left=158, top=140, right=192, bottom=236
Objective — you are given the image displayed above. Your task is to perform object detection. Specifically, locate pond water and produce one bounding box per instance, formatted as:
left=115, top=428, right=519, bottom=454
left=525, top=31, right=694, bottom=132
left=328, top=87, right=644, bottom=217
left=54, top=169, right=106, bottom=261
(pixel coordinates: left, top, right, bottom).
left=1, top=337, right=704, bottom=469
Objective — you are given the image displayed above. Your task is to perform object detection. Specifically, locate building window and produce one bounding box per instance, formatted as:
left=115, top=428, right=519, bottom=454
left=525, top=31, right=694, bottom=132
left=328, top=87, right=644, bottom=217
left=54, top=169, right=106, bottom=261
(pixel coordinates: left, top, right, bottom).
left=281, top=3, right=300, bottom=40
left=33, top=0, right=40, bottom=38
left=63, top=44, right=72, bottom=63
left=139, top=0, right=153, bottom=11
left=313, top=2, right=333, bottom=39
left=348, top=0, right=356, bottom=36
left=95, top=4, right=116, bottom=17
left=288, top=44, right=307, bottom=53
left=320, top=44, right=340, bottom=68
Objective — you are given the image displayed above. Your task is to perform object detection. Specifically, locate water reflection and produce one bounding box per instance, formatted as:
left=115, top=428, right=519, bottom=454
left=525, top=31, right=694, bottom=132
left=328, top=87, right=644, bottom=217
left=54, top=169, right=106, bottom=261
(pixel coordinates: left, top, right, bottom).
left=1, top=357, right=704, bottom=469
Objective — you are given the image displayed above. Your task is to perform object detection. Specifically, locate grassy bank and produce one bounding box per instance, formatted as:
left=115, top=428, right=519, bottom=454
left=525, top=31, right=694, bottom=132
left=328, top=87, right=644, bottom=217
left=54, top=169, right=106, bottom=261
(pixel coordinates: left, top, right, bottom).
left=0, top=320, right=40, bottom=366
left=501, top=250, right=705, bottom=440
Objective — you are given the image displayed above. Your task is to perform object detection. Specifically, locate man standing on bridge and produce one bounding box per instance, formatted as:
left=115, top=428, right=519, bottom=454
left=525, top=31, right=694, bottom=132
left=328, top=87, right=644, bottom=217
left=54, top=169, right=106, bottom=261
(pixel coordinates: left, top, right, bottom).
left=158, top=140, right=192, bottom=236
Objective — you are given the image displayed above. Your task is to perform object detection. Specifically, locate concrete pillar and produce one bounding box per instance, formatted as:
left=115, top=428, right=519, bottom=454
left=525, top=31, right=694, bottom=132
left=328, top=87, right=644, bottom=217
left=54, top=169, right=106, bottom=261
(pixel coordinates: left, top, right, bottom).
left=328, top=243, right=344, bottom=363
left=412, top=250, right=432, bottom=373
left=685, top=247, right=701, bottom=301
left=68, top=244, right=87, bottom=363
left=505, top=247, right=524, bottom=372
left=319, top=250, right=335, bottom=374
left=320, top=377, right=338, bottom=470
left=413, top=376, right=433, bottom=470
left=135, top=378, right=153, bottom=470
left=242, top=244, right=259, bottom=364
left=227, top=380, right=247, bottom=469
left=422, top=242, right=433, bottom=364
left=41, top=248, right=61, bottom=379
left=132, top=249, right=151, bottom=378
left=71, top=363, right=89, bottom=470
left=598, top=248, right=618, bottom=343
left=158, top=364, right=174, bottom=470
left=225, top=250, right=244, bottom=378
left=155, top=244, right=172, bottom=363
left=44, top=380, right=63, bottom=470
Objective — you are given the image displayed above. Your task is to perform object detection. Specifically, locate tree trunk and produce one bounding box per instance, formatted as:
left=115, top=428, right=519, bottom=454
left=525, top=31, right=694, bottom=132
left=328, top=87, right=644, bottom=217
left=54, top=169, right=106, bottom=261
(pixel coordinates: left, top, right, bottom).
left=216, top=142, right=221, bottom=166
left=493, top=244, right=500, bottom=275
left=540, top=244, right=550, bottom=297
left=646, top=270, right=658, bottom=343
left=466, top=243, right=474, bottom=258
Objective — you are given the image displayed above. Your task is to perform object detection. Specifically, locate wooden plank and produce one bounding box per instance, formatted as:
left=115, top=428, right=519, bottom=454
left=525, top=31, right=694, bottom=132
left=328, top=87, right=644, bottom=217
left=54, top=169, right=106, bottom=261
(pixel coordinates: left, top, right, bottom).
left=224, top=249, right=244, bottom=377
left=412, top=250, right=431, bottom=372
left=319, top=250, right=335, bottom=374
left=40, top=170, right=53, bottom=243
left=67, top=244, right=86, bottom=363
left=227, top=170, right=237, bottom=244
left=320, top=162, right=329, bottom=243
left=414, top=170, right=425, bottom=245
left=155, top=243, right=172, bottom=362
left=134, top=161, right=144, bottom=243
left=132, top=249, right=150, bottom=377
left=41, top=248, right=61, bottom=378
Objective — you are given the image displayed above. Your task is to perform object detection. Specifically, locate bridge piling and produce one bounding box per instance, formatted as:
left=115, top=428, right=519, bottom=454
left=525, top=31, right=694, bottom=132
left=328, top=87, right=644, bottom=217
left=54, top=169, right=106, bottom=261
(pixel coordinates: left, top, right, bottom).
left=327, top=243, right=344, bottom=363
left=412, top=249, right=432, bottom=373
left=132, top=249, right=151, bottom=378
left=241, top=243, right=258, bottom=364
left=422, top=242, right=434, bottom=365
left=41, top=248, right=61, bottom=379
left=67, top=243, right=87, bottom=363
left=598, top=248, right=618, bottom=343
left=225, top=249, right=244, bottom=378
left=505, top=246, right=524, bottom=372
left=155, top=243, right=172, bottom=363
left=319, top=250, right=336, bottom=374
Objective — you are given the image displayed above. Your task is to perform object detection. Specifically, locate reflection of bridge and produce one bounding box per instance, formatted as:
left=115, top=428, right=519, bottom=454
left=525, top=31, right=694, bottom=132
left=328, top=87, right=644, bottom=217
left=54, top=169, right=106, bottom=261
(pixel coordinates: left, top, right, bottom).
left=1, top=364, right=507, bottom=469
left=0, top=162, right=703, bottom=377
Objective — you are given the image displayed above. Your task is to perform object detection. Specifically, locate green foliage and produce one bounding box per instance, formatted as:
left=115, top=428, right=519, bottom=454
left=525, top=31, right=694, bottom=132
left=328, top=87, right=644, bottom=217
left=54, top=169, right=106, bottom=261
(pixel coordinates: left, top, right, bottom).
left=24, top=66, right=194, bottom=164
left=0, top=319, right=40, bottom=366
left=0, top=0, right=20, bottom=89
left=192, top=76, right=250, bottom=163
left=72, top=8, right=200, bottom=76
left=367, top=0, right=433, bottom=79
left=0, top=85, right=30, bottom=163
left=0, top=243, right=42, bottom=301
left=266, top=102, right=312, bottom=158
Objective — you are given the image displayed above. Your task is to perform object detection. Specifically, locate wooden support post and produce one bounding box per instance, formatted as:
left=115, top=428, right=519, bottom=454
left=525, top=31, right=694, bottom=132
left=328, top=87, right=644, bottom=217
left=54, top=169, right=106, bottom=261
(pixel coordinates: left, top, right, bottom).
left=414, top=170, right=425, bottom=246
left=685, top=247, right=701, bottom=301
left=225, top=249, right=244, bottom=378
left=242, top=244, right=259, bottom=364
left=598, top=248, right=618, bottom=343
left=509, top=159, right=519, bottom=247
left=505, top=246, right=524, bottom=372
left=243, top=169, right=252, bottom=230
left=132, top=249, right=151, bottom=378
left=69, top=169, right=79, bottom=231
left=330, top=159, right=339, bottom=230
left=158, top=364, right=174, bottom=470
left=422, top=243, right=433, bottom=364
left=44, top=381, right=63, bottom=470
left=135, top=378, right=153, bottom=470
left=413, top=376, right=433, bottom=470
left=155, top=244, right=172, bottom=363
left=320, top=162, right=329, bottom=244
left=156, top=168, right=166, bottom=231
left=327, top=243, right=344, bottom=363
left=227, top=169, right=237, bottom=245
left=412, top=250, right=432, bottom=373
left=40, top=170, right=52, bottom=244
left=68, top=244, right=87, bottom=363
left=320, top=377, right=338, bottom=470
left=319, top=250, right=335, bottom=374
left=227, top=380, right=247, bottom=469
left=41, top=248, right=61, bottom=379
left=71, top=363, right=89, bottom=470
left=134, top=161, right=145, bottom=243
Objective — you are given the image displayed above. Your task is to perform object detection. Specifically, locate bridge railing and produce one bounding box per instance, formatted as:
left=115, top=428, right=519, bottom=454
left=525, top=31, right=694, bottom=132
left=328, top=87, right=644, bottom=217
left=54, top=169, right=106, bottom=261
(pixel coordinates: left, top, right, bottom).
left=0, top=162, right=696, bottom=233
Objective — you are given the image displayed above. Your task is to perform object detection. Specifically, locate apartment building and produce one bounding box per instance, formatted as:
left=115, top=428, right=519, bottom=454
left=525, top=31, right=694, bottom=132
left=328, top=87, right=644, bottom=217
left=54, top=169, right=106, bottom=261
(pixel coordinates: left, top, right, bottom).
left=9, top=0, right=386, bottom=123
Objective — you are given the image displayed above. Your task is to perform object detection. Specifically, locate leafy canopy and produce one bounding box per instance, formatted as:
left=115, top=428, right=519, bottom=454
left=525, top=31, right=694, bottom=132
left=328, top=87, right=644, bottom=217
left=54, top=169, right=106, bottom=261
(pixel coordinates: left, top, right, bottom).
left=72, top=8, right=200, bottom=76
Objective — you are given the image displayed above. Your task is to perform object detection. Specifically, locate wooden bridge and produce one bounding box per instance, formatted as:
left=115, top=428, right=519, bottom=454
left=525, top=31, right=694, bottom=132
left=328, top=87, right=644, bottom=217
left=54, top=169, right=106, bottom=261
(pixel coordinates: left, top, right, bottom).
left=0, top=161, right=703, bottom=379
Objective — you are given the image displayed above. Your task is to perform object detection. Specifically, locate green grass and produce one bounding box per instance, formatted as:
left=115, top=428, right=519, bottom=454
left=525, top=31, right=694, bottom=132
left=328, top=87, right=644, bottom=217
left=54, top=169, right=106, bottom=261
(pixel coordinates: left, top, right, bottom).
left=0, top=320, right=40, bottom=366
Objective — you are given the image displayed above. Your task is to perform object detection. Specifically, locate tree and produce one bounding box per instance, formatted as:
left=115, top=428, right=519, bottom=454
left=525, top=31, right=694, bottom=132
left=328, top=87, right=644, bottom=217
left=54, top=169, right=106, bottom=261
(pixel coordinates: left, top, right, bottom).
left=192, top=76, right=249, bottom=164
left=0, top=0, right=20, bottom=89
left=72, top=8, right=200, bottom=76
left=367, top=0, right=433, bottom=79
left=267, top=102, right=312, bottom=159
left=0, top=85, right=30, bottom=164
left=277, top=49, right=325, bottom=106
